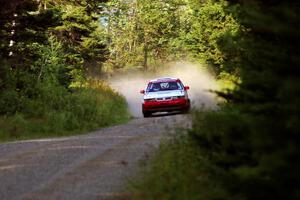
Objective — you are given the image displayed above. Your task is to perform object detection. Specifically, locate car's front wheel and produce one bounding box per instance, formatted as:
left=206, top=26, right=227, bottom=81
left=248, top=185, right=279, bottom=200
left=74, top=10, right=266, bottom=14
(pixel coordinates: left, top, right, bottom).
left=182, top=99, right=191, bottom=114
left=143, top=111, right=151, bottom=118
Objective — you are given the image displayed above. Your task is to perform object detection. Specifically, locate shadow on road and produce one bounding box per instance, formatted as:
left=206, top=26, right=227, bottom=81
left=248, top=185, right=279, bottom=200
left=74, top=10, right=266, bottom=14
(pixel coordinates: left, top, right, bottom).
left=146, top=111, right=187, bottom=118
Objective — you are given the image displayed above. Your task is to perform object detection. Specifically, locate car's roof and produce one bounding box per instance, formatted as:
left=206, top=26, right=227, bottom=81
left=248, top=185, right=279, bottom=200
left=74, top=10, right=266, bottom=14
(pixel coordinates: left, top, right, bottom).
left=149, top=77, right=181, bottom=83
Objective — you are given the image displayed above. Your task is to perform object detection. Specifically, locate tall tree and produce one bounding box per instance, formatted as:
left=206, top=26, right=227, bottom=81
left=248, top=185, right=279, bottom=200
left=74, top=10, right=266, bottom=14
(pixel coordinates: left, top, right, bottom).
left=0, top=0, right=108, bottom=113
left=191, top=1, right=300, bottom=199
left=103, top=0, right=185, bottom=69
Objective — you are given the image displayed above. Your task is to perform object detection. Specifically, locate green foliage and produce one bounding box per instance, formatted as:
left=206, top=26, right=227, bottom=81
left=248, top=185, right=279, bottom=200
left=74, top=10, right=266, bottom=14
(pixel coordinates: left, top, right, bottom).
left=0, top=0, right=108, bottom=92
left=53, top=2, right=107, bottom=81
left=102, top=0, right=240, bottom=73
left=130, top=134, right=231, bottom=200
left=190, top=1, right=300, bottom=200
left=0, top=0, right=127, bottom=142
left=103, top=0, right=186, bottom=70
left=130, top=1, right=300, bottom=200
left=182, top=0, right=241, bottom=74
left=0, top=90, right=21, bottom=115
left=34, top=35, right=67, bottom=85
left=0, top=82, right=130, bottom=142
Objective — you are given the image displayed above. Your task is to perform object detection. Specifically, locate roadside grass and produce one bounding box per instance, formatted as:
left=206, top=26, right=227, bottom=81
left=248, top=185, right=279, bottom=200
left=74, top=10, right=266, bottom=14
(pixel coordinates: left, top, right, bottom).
left=129, top=129, right=230, bottom=200
left=0, top=81, right=130, bottom=142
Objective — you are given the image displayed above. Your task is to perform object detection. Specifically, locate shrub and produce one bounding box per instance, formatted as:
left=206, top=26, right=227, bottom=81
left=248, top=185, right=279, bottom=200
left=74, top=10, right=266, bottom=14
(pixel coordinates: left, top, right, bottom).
left=130, top=133, right=231, bottom=200
left=0, top=81, right=130, bottom=142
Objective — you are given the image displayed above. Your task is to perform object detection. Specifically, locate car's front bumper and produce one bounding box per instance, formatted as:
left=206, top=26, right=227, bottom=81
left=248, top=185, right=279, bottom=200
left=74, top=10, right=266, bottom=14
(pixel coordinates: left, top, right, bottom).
left=142, top=98, right=190, bottom=113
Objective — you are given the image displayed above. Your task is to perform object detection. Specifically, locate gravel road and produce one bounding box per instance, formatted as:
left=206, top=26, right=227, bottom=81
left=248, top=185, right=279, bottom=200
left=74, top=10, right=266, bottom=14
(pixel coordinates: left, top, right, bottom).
left=0, top=114, right=191, bottom=200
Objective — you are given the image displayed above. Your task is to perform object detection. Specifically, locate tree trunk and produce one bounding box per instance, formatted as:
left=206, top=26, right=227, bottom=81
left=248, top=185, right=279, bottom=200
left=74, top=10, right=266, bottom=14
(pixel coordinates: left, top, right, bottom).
left=143, top=42, right=148, bottom=70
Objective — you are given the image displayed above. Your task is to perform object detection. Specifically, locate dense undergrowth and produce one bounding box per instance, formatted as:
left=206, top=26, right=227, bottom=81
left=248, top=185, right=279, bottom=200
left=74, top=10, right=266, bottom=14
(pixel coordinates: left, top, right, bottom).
left=0, top=81, right=130, bottom=142
left=129, top=129, right=230, bottom=200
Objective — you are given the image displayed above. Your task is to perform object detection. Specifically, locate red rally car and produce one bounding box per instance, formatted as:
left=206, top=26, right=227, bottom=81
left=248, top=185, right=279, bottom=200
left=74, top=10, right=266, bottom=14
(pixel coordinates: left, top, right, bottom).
left=140, top=77, right=190, bottom=118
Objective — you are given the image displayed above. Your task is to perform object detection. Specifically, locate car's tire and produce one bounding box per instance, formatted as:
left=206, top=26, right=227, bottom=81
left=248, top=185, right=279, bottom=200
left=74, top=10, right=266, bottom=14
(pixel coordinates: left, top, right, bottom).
left=182, top=108, right=190, bottom=114
left=182, top=99, right=191, bottom=114
left=143, top=111, right=151, bottom=118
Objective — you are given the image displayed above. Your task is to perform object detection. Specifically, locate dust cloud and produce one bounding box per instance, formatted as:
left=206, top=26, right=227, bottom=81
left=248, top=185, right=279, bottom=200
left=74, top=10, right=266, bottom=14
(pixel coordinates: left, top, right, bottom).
left=108, top=62, right=219, bottom=118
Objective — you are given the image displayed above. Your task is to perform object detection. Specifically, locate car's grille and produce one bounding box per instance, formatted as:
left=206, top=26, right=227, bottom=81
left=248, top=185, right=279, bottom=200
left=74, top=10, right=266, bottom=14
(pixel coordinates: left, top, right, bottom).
left=156, top=97, right=172, bottom=101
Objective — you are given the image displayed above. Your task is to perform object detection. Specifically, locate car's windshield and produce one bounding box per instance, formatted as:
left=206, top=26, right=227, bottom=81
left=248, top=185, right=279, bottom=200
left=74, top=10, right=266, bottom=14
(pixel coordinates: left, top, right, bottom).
left=147, top=81, right=183, bottom=92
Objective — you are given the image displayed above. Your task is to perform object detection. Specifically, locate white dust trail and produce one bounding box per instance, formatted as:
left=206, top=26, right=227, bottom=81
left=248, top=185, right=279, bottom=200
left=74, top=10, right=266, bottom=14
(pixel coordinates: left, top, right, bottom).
left=109, top=62, right=219, bottom=118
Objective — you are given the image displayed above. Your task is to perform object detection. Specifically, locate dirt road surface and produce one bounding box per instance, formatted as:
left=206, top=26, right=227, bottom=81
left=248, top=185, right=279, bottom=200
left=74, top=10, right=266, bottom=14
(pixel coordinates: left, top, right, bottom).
left=0, top=114, right=191, bottom=200
left=0, top=63, right=217, bottom=199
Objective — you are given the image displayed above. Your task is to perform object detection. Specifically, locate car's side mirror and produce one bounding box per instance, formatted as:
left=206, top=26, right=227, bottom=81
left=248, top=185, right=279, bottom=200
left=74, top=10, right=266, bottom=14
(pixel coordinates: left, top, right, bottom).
left=184, top=86, right=190, bottom=91
left=140, top=89, right=145, bottom=94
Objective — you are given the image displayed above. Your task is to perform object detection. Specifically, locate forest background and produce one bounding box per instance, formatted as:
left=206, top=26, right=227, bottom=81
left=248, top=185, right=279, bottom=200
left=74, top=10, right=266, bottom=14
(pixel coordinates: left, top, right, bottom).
left=0, top=0, right=299, bottom=199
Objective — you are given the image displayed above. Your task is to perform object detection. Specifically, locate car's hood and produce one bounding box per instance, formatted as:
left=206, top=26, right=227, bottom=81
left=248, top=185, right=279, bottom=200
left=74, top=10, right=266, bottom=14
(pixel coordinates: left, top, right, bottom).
left=144, top=90, right=185, bottom=99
